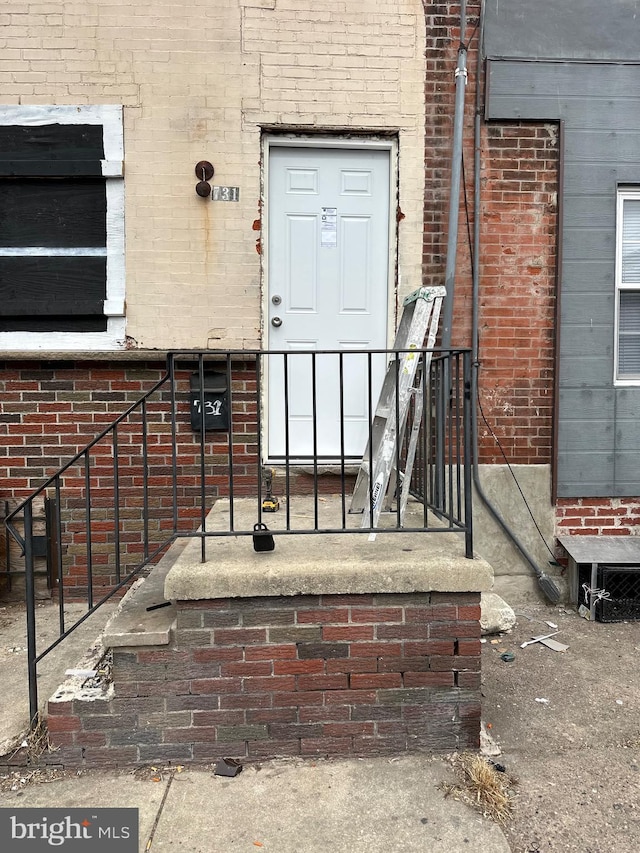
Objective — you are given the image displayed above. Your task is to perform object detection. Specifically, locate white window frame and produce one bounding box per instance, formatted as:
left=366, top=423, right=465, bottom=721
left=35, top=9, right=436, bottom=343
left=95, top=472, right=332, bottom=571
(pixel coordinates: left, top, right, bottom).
left=0, top=105, right=125, bottom=351
left=614, top=187, right=640, bottom=385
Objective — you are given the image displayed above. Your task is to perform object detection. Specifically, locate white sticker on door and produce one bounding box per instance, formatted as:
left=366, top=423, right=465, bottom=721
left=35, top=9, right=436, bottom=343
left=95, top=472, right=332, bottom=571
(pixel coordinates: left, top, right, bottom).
left=321, top=207, right=337, bottom=248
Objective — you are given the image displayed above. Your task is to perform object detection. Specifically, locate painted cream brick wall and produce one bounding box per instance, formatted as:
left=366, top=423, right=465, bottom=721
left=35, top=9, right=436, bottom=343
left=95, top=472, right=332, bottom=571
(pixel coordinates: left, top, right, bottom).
left=1, top=1, right=425, bottom=351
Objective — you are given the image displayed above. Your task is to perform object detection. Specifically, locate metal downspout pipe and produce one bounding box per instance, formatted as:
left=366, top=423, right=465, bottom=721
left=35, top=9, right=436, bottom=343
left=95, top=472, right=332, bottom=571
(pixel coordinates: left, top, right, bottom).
left=440, top=0, right=468, bottom=352
left=469, top=2, right=560, bottom=602
left=435, top=1, right=468, bottom=509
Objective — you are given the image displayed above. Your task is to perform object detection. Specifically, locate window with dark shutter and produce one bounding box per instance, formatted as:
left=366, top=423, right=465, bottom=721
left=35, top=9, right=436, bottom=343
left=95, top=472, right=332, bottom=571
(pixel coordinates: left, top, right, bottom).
left=0, top=106, right=124, bottom=348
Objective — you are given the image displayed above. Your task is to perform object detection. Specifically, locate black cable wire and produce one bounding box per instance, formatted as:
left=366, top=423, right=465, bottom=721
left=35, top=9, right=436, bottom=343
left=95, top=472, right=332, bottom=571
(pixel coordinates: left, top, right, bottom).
left=461, top=152, right=474, bottom=271
left=460, top=17, right=480, bottom=52
left=476, top=391, right=558, bottom=562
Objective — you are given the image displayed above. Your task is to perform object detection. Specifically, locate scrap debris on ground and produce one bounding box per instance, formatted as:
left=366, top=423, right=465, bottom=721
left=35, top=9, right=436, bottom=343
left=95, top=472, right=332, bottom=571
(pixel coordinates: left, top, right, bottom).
left=0, top=767, right=68, bottom=793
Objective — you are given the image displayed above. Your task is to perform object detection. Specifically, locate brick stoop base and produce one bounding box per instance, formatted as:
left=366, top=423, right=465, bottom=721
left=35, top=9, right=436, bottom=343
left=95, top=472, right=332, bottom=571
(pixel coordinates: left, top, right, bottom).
left=45, top=592, right=482, bottom=767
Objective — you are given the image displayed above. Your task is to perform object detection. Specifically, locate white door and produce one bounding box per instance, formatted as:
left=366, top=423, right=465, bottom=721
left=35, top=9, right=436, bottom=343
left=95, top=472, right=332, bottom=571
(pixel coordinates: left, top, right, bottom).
left=267, top=145, right=390, bottom=459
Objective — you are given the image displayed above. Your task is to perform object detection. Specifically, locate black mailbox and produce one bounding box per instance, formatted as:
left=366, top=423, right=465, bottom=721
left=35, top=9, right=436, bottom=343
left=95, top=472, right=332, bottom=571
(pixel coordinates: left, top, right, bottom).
left=189, top=371, right=229, bottom=431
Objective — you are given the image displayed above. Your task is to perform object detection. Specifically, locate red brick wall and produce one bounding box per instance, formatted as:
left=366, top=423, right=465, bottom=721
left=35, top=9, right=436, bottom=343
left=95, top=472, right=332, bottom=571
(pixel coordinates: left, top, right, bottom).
left=0, top=359, right=260, bottom=598
left=0, top=360, right=268, bottom=488
left=478, top=123, right=558, bottom=465
left=556, top=498, right=640, bottom=537
left=43, top=592, right=482, bottom=768
left=423, top=2, right=558, bottom=466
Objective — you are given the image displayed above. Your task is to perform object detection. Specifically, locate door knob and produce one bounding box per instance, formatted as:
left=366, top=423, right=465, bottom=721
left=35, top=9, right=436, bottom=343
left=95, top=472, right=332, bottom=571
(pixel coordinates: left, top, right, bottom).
left=271, top=316, right=282, bottom=327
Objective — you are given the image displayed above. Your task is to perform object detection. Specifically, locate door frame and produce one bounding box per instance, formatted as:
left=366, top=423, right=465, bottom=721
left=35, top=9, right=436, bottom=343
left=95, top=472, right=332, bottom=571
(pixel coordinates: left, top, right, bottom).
left=261, top=134, right=398, bottom=462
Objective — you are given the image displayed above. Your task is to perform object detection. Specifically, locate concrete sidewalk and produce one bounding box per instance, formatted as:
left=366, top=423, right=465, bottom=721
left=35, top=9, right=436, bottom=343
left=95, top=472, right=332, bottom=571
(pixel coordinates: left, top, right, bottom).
left=0, top=756, right=509, bottom=852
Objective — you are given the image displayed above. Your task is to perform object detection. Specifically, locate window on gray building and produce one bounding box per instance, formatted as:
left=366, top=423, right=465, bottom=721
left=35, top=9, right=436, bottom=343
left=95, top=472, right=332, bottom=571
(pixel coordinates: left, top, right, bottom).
left=616, top=189, right=640, bottom=382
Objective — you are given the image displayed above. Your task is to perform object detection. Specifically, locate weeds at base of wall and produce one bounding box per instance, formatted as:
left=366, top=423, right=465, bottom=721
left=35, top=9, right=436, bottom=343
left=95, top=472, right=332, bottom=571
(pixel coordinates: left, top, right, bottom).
left=15, top=712, right=57, bottom=766
left=441, top=751, right=517, bottom=825
left=0, top=712, right=62, bottom=789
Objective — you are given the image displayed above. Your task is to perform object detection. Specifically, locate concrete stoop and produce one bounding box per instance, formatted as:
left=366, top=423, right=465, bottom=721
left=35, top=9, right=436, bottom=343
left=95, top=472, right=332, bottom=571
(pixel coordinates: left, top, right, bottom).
left=45, top=498, right=494, bottom=769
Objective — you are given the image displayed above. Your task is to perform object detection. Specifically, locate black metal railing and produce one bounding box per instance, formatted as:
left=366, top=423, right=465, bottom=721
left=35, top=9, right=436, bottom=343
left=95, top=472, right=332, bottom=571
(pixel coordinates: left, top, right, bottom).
left=4, top=346, right=472, bottom=724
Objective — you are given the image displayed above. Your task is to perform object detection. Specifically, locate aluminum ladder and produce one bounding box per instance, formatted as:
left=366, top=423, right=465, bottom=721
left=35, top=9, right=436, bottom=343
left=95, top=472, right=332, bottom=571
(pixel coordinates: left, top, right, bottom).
left=349, top=285, right=446, bottom=529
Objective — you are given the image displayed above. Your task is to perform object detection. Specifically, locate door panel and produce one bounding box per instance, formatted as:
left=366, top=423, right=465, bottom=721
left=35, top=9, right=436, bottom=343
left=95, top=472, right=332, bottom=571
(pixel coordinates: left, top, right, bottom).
left=287, top=215, right=316, bottom=311
left=268, top=145, right=390, bottom=458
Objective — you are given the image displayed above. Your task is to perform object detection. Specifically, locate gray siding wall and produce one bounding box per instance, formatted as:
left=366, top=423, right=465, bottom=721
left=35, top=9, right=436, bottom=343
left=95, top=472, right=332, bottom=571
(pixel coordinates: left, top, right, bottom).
left=486, top=60, right=640, bottom=497
left=484, top=0, right=640, bottom=62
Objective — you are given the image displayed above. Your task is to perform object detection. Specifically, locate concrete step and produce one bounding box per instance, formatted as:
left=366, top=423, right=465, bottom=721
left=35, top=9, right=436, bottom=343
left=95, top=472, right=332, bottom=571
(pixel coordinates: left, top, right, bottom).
left=102, top=539, right=187, bottom=648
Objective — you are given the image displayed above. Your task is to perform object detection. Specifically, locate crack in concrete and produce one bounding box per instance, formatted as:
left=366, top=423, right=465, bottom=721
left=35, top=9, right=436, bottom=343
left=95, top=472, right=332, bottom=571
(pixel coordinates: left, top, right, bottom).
left=144, top=771, right=175, bottom=851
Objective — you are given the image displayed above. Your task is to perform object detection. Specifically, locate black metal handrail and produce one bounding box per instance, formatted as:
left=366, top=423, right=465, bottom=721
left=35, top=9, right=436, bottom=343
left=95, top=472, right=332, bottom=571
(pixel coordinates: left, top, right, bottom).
left=5, top=373, right=175, bottom=727
left=4, top=346, right=472, bottom=725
